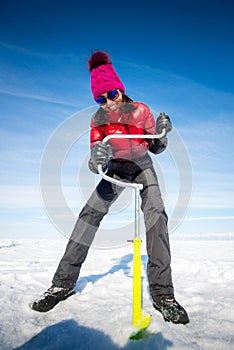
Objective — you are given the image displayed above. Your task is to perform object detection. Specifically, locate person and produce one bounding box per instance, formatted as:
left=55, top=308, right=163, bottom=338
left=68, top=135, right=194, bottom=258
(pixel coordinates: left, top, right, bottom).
left=31, top=51, right=189, bottom=325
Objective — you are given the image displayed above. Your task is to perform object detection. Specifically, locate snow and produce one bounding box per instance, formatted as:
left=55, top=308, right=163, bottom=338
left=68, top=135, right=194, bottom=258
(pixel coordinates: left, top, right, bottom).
left=0, top=238, right=234, bottom=350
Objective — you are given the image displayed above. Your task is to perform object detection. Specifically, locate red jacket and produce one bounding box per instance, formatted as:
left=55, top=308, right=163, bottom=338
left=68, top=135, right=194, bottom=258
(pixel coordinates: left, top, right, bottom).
left=90, top=102, right=156, bottom=161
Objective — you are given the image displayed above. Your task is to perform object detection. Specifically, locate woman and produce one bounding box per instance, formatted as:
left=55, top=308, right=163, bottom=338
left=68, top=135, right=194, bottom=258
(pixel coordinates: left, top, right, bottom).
left=32, top=51, right=189, bottom=325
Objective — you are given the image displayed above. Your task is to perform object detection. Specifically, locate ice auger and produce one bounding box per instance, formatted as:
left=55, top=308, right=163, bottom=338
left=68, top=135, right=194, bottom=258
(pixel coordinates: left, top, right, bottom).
left=97, top=129, right=166, bottom=335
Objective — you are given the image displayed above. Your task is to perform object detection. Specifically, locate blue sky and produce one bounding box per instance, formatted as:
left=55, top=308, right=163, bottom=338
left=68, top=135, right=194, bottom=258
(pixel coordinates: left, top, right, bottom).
left=0, top=0, right=233, bottom=241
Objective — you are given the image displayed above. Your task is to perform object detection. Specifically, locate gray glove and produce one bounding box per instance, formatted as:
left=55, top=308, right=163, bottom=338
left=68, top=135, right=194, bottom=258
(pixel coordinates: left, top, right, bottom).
left=156, top=112, right=172, bottom=134
left=91, top=142, right=110, bottom=167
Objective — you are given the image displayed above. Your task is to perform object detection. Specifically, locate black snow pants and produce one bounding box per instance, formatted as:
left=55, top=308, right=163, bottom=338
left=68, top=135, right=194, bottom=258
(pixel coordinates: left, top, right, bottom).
left=52, top=166, right=174, bottom=297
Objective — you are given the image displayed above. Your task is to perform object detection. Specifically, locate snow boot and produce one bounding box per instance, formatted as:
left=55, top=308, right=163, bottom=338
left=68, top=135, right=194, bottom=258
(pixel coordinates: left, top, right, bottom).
left=31, top=285, right=75, bottom=312
left=152, top=294, right=189, bottom=325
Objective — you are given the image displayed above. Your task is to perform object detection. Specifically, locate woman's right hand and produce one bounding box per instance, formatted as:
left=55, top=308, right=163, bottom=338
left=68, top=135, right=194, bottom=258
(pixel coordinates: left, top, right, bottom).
left=91, top=142, right=110, bottom=167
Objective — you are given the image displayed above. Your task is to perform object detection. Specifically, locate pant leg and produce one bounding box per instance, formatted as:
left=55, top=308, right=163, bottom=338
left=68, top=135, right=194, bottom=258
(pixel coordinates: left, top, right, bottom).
left=52, top=174, right=123, bottom=288
left=134, top=167, right=174, bottom=297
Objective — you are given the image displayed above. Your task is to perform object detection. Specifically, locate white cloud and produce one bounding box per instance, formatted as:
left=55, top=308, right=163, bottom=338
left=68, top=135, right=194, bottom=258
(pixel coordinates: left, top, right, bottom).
left=0, top=185, right=42, bottom=208
left=0, top=88, right=79, bottom=108
left=184, top=216, right=234, bottom=221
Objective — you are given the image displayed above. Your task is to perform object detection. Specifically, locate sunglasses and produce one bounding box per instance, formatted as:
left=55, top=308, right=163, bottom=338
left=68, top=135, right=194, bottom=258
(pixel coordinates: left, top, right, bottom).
left=95, top=89, right=119, bottom=105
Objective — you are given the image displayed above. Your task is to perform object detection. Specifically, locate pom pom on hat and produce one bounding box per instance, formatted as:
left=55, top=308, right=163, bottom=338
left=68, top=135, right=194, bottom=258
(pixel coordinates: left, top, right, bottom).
left=88, top=51, right=111, bottom=71
left=88, top=50, right=125, bottom=101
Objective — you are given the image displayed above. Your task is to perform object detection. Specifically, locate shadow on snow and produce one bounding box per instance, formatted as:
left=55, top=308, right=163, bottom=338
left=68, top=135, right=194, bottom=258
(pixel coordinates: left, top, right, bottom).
left=0, top=243, right=21, bottom=250
left=13, top=319, right=173, bottom=350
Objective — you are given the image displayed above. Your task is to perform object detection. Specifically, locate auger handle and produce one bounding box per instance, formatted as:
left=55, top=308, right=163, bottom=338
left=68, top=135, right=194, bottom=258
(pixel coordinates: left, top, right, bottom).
left=97, top=128, right=166, bottom=190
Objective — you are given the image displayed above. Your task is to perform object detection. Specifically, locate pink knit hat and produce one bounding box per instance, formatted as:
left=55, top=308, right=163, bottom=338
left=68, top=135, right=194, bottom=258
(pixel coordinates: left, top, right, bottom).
left=88, top=51, right=125, bottom=101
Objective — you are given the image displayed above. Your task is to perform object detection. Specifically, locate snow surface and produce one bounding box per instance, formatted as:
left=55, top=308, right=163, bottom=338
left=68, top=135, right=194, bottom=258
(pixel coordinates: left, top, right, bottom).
left=0, top=238, right=233, bottom=350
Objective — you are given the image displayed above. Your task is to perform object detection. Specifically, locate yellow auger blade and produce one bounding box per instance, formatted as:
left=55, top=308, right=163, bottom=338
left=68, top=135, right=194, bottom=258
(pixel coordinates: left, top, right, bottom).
left=132, top=238, right=152, bottom=330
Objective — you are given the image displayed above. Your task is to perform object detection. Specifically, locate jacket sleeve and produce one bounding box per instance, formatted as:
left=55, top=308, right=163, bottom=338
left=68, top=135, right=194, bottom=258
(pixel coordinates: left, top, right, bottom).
left=144, top=109, right=168, bottom=154
left=88, top=119, right=106, bottom=173
left=144, top=110, right=156, bottom=135
left=90, top=119, right=105, bottom=149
